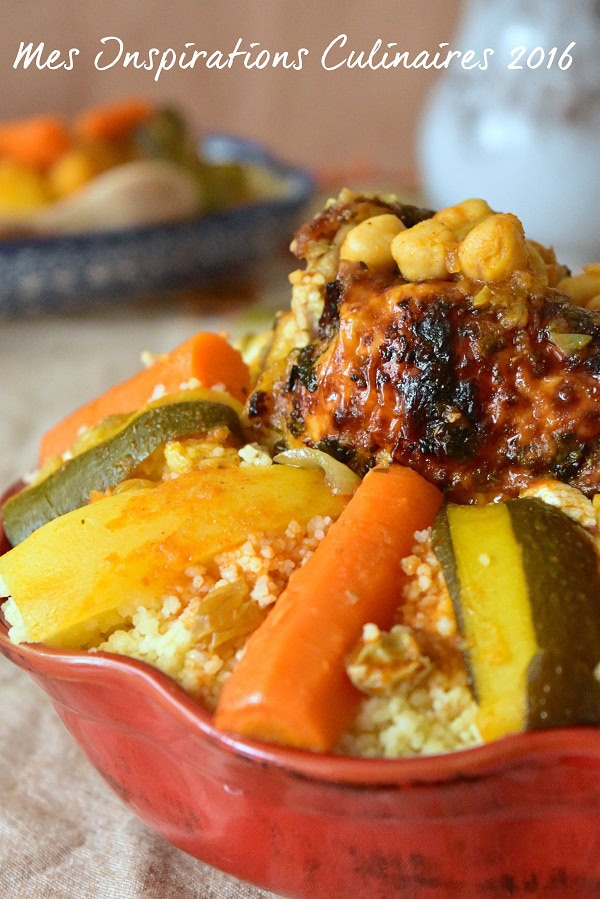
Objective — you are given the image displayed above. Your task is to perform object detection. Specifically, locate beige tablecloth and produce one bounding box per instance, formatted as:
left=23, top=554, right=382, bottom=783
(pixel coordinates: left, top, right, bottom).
left=0, top=280, right=288, bottom=899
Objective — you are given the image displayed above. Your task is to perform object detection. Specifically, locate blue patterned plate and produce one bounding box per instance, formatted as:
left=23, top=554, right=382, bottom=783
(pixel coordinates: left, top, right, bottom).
left=0, top=135, right=314, bottom=315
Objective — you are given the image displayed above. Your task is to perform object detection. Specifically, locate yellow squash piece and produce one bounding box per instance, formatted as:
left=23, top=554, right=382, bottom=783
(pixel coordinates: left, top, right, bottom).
left=0, top=466, right=347, bottom=649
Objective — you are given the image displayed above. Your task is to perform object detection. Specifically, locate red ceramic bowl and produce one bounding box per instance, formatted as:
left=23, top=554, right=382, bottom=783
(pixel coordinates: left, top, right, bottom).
left=1, top=510, right=600, bottom=897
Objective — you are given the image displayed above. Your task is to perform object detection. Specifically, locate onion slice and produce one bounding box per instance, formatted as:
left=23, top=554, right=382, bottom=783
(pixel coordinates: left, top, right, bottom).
left=273, top=448, right=360, bottom=495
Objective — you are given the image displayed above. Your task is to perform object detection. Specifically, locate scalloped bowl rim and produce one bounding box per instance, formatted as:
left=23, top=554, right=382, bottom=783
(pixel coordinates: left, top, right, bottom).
left=2, top=617, right=599, bottom=789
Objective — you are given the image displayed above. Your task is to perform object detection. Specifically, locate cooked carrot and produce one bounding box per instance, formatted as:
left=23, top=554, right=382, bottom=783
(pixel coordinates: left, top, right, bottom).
left=0, top=116, right=71, bottom=170
left=75, top=98, right=153, bottom=143
left=38, top=332, right=250, bottom=465
left=214, top=465, right=443, bottom=752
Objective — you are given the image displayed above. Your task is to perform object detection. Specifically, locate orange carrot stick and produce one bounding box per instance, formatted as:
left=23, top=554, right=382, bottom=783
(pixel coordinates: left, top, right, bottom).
left=0, top=116, right=71, bottom=170
left=39, top=332, right=250, bottom=465
left=75, top=98, right=153, bottom=143
left=214, top=465, right=443, bottom=752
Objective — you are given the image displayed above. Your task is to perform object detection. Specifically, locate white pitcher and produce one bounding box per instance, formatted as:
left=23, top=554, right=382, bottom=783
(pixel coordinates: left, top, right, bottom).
left=419, top=0, right=600, bottom=266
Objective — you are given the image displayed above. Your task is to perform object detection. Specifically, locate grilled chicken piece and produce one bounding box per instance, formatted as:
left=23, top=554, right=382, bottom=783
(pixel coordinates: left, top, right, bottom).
left=247, top=195, right=600, bottom=502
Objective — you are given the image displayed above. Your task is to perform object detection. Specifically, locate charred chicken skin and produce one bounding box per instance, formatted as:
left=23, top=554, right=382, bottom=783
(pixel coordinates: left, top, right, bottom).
left=247, top=193, right=600, bottom=502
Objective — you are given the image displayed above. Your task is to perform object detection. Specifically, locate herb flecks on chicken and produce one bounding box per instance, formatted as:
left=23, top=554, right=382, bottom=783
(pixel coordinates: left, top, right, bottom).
left=247, top=192, right=599, bottom=502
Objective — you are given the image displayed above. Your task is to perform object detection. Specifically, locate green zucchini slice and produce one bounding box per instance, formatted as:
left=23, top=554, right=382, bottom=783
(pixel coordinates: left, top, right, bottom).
left=3, top=396, right=242, bottom=546
left=432, top=498, right=600, bottom=741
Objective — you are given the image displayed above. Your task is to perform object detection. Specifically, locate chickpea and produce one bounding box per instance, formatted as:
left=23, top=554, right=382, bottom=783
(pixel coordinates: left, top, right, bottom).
left=458, top=213, right=529, bottom=282
left=339, top=213, right=406, bottom=270
left=558, top=269, right=600, bottom=307
left=434, top=198, right=493, bottom=238
left=525, top=240, right=549, bottom=285
left=391, top=218, right=456, bottom=281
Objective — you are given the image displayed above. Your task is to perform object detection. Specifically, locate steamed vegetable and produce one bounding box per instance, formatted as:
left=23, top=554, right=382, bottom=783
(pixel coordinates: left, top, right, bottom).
left=0, top=162, right=50, bottom=215
left=0, top=116, right=71, bottom=170
left=74, top=98, right=152, bottom=144
left=3, top=391, right=242, bottom=546
left=38, top=332, right=250, bottom=465
left=0, top=466, right=347, bottom=649
left=432, top=499, right=600, bottom=741
left=214, top=465, right=443, bottom=751
left=134, top=106, right=250, bottom=210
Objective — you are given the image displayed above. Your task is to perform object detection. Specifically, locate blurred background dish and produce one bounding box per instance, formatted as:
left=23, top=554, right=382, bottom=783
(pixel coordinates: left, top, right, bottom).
left=0, top=101, right=298, bottom=233
left=0, top=133, right=313, bottom=315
